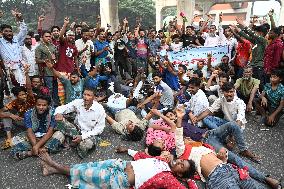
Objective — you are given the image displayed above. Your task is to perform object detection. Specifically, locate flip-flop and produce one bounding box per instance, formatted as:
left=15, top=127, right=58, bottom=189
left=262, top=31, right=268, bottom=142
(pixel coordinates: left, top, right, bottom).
left=15, top=151, right=30, bottom=160
left=1, top=139, right=12, bottom=150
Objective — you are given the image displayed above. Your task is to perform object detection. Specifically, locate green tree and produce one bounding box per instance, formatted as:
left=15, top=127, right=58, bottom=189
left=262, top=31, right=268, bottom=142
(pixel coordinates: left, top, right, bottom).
left=118, top=0, right=155, bottom=29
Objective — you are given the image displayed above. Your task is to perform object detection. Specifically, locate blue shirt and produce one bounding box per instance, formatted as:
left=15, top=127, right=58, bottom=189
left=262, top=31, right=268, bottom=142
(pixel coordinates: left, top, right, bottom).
left=24, top=108, right=56, bottom=134
left=94, top=40, right=109, bottom=58
left=264, top=83, right=284, bottom=109
left=84, top=75, right=109, bottom=89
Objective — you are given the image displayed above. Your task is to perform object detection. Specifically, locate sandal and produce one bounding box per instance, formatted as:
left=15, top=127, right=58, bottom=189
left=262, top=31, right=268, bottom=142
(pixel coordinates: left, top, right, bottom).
left=15, top=151, right=31, bottom=160
left=1, top=139, right=13, bottom=150
left=240, top=150, right=261, bottom=164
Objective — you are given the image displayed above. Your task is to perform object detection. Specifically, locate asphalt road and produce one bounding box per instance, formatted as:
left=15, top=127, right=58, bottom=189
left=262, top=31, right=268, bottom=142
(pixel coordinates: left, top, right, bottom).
left=0, top=115, right=283, bottom=189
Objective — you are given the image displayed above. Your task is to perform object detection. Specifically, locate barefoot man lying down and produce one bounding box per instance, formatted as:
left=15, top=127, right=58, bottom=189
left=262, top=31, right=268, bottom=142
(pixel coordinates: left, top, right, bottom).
left=174, top=106, right=280, bottom=189
left=39, top=151, right=196, bottom=189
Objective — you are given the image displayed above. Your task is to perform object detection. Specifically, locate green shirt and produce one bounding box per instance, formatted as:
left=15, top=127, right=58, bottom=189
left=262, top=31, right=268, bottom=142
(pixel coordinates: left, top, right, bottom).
left=35, top=43, right=57, bottom=76
left=235, top=78, right=260, bottom=97
left=59, top=77, right=86, bottom=104
left=238, top=27, right=267, bottom=67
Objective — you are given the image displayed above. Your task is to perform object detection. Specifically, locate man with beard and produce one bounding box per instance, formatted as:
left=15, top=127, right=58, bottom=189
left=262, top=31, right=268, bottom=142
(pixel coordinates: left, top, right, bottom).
left=50, top=26, right=61, bottom=50
left=45, top=60, right=84, bottom=104
left=21, top=34, right=38, bottom=76
left=177, top=25, right=201, bottom=48
left=55, top=17, right=79, bottom=105
left=0, top=9, right=28, bottom=86
left=235, top=66, right=260, bottom=112
left=232, top=18, right=268, bottom=91
left=138, top=72, right=174, bottom=111
left=0, top=66, right=35, bottom=149
left=263, top=27, right=284, bottom=80
left=35, top=30, right=57, bottom=100
left=54, top=88, right=106, bottom=158
left=202, top=13, right=226, bottom=47
left=10, top=95, right=64, bottom=160
left=75, top=28, right=94, bottom=72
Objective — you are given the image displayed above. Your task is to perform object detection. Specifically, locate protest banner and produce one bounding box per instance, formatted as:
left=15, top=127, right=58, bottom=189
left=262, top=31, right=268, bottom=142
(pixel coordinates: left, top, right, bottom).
left=160, top=45, right=230, bottom=70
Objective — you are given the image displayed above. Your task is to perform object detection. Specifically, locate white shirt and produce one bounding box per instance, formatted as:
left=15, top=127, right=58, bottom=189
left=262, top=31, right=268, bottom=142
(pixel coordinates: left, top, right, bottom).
left=21, top=45, right=38, bottom=76
left=185, top=89, right=209, bottom=127
left=75, top=39, right=94, bottom=71
left=131, top=158, right=171, bottom=189
left=107, top=93, right=127, bottom=110
left=170, top=42, right=183, bottom=52
left=224, top=37, right=237, bottom=59
left=208, top=95, right=247, bottom=127
left=54, top=99, right=106, bottom=140
left=202, top=25, right=226, bottom=47
left=206, top=84, right=223, bottom=97
left=175, top=127, right=213, bottom=182
left=155, top=81, right=174, bottom=108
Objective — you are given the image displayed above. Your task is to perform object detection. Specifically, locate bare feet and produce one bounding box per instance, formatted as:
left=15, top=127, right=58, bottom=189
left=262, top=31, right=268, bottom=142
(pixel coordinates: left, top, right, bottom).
left=40, top=160, right=59, bottom=176
left=265, top=177, right=280, bottom=189
left=240, top=150, right=261, bottom=164
left=39, top=152, right=56, bottom=168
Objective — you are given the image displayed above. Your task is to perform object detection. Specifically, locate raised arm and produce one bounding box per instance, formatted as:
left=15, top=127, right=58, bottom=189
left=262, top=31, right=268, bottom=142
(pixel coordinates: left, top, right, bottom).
left=37, top=15, right=45, bottom=36
left=12, top=9, right=28, bottom=45
left=23, top=65, right=33, bottom=96
left=45, top=59, right=63, bottom=79
left=60, top=17, right=70, bottom=42
left=175, top=106, right=186, bottom=157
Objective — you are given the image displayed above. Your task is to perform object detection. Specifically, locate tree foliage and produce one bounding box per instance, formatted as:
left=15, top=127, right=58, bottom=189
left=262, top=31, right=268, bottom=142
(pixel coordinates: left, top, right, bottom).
left=118, top=0, right=155, bottom=29
left=0, top=0, right=156, bottom=31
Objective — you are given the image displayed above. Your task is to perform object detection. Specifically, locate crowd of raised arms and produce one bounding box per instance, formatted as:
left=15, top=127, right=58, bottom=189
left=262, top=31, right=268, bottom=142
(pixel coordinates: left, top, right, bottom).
left=0, top=8, right=283, bottom=189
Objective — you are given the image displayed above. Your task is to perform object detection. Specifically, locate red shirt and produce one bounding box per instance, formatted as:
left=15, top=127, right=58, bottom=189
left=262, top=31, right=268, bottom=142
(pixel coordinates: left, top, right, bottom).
left=55, top=40, right=78, bottom=73
left=264, top=38, right=284, bottom=74
left=235, top=39, right=251, bottom=68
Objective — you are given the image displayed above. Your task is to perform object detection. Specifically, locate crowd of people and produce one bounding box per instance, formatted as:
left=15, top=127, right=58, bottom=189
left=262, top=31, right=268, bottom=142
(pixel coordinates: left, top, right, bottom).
left=0, top=8, right=283, bottom=189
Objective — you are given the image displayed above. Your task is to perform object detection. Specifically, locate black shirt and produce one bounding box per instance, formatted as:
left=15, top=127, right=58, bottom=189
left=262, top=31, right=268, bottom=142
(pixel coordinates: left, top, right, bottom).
left=181, top=34, right=198, bottom=47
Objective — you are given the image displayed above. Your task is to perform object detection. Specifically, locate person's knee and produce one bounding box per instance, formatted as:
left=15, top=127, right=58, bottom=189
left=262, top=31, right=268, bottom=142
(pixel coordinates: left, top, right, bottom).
left=52, top=131, right=65, bottom=143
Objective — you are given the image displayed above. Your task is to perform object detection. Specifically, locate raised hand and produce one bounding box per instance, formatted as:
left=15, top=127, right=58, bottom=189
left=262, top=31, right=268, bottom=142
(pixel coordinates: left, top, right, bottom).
left=38, top=15, right=45, bottom=22
left=236, top=17, right=245, bottom=26
left=64, top=17, right=70, bottom=25
left=11, top=9, right=23, bottom=22
left=123, top=17, right=128, bottom=25
left=219, top=12, right=223, bottom=23
left=268, top=9, right=274, bottom=16
left=175, top=105, right=185, bottom=118
left=0, top=10, right=4, bottom=18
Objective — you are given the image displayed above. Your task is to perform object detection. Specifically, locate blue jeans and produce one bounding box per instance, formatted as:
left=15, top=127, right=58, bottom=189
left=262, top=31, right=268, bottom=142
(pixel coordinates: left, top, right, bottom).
left=204, top=122, right=266, bottom=183
left=208, top=163, right=265, bottom=189
left=44, top=76, right=59, bottom=105
left=203, top=116, right=228, bottom=129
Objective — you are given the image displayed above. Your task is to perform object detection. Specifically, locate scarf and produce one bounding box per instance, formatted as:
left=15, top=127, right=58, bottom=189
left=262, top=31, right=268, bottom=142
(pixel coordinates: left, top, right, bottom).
left=30, top=107, right=53, bottom=133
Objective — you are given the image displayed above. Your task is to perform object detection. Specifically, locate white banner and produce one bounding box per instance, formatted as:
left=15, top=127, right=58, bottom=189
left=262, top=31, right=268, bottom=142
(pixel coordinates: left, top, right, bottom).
left=160, top=45, right=230, bottom=70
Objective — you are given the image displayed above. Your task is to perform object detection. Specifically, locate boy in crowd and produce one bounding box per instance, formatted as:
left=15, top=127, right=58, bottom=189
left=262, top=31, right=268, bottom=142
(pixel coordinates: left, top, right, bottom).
left=0, top=66, right=35, bottom=149
left=255, top=70, right=284, bottom=126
